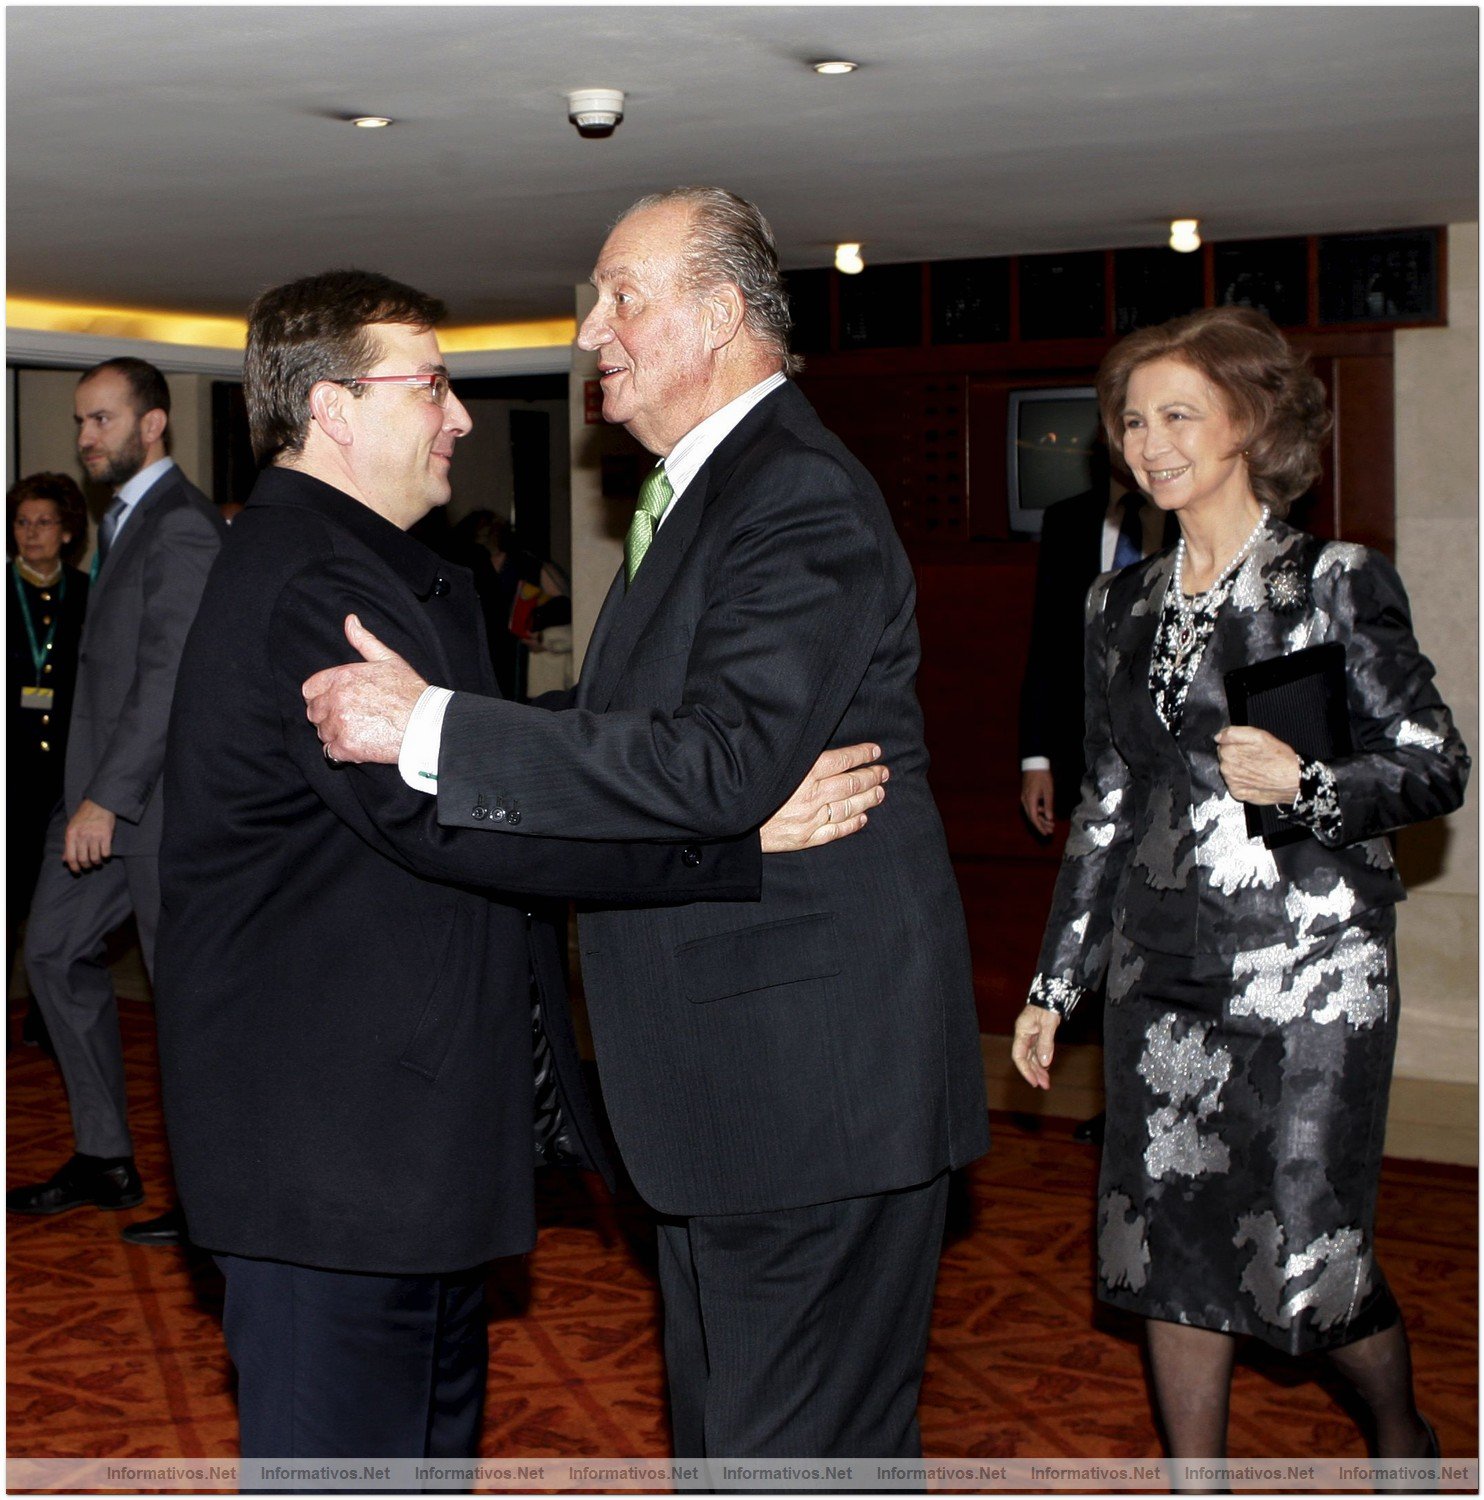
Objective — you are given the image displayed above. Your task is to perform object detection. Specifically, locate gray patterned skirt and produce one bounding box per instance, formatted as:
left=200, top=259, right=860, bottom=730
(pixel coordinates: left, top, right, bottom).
left=1095, top=907, right=1401, bottom=1355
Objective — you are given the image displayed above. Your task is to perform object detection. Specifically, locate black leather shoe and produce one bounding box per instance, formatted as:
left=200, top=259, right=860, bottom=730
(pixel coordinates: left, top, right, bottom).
left=120, top=1205, right=188, bottom=1247
left=1072, top=1111, right=1106, bottom=1145
left=7, top=1154, right=144, bottom=1215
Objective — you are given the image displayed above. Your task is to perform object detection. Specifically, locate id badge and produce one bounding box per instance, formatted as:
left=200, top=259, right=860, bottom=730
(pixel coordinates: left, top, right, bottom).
left=20, top=686, right=54, bottom=711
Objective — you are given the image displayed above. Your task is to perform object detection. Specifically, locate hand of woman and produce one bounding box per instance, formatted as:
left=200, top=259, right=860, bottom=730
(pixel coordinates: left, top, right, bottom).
left=1011, top=1004, right=1061, bottom=1090
left=1215, top=725, right=1302, bottom=805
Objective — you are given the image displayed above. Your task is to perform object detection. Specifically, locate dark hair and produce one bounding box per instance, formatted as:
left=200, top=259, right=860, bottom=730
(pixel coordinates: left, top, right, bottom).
left=1096, top=306, right=1332, bottom=516
left=245, top=269, right=447, bottom=464
left=620, top=187, right=800, bottom=377
left=7, top=471, right=88, bottom=563
left=77, top=357, right=171, bottom=419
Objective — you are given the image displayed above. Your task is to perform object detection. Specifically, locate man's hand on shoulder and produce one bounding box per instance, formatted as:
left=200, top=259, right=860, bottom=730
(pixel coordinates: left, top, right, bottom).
left=63, top=798, right=117, bottom=873
left=761, top=742, right=888, bottom=853
left=303, top=614, right=428, bottom=765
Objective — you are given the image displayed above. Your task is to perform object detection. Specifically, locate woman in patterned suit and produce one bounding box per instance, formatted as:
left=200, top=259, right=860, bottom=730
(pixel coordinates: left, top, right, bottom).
left=1012, top=306, right=1468, bottom=1461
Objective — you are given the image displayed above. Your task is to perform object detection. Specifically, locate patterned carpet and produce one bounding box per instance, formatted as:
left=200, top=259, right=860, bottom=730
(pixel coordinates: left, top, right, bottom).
left=7, top=997, right=1478, bottom=1464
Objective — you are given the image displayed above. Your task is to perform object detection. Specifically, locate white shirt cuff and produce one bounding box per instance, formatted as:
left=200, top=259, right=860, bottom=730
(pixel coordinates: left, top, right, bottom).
left=398, top=685, right=453, bottom=794
left=1021, top=757, right=1052, bottom=772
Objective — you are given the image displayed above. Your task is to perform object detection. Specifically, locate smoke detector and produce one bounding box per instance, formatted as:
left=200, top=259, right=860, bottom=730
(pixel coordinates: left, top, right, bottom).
left=567, top=88, right=625, bottom=139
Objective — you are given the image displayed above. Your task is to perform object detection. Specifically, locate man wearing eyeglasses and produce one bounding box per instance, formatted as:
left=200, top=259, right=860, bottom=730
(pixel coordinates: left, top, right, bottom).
left=153, top=269, right=881, bottom=1463
left=304, top=191, right=988, bottom=1465
left=8, top=358, right=224, bottom=1246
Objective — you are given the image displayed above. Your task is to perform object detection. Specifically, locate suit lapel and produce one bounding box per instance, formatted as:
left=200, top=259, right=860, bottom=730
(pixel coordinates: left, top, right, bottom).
left=578, top=385, right=796, bottom=713
left=582, top=472, right=708, bottom=713
left=575, top=566, right=628, bottom=710
left=93, top=469, right=175, bottom=591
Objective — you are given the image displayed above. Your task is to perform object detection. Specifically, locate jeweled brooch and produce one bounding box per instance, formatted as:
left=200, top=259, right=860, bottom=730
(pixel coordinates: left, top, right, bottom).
left=1265, top=564, right=1309, bottom=614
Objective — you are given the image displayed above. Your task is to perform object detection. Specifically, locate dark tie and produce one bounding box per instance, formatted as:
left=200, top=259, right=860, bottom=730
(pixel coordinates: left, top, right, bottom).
left=625, top=465, right=673, bottom=585
left=1112, top=496, right=1144, bottom=570
left=96, top=497, right=127, bottom=565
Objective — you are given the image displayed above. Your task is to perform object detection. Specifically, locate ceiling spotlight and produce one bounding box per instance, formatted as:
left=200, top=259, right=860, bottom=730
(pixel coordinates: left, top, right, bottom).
left=1169, top=218, right=1201, bottom=253
left=811, top=60, right=859, bottom=75
left=835, top=242, right=865, bottom=275
left=350, top=115, right=393, bottom=129
left=567, top=88, right=625, bottom=139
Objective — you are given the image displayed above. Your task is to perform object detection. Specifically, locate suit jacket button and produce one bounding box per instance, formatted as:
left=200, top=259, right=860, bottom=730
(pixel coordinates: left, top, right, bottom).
left=682, top=846, right=702, bottom=867
left=492, top=807, right=506, bottom=821
left=472, top=806, right=488, bottom=820
left=506, top=810, right=521, bottom=826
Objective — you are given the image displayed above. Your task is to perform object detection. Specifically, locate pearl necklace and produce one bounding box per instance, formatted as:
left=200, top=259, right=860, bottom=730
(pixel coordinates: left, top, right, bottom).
left=1168, top=505, right=1269, bottom=660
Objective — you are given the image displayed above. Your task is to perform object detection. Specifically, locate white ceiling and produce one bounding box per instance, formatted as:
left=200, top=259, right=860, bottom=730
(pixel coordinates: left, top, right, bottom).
left=7, top=6, right=1479, bottom=327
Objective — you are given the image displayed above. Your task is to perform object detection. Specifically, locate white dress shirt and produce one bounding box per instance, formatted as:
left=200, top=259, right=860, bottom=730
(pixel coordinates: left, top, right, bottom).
left=398, top=372, right=790, bottom=792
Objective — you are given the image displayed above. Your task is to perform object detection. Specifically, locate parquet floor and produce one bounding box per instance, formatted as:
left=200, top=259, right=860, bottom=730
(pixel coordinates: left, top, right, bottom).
left=7, top=996, right=1478, bottom=1465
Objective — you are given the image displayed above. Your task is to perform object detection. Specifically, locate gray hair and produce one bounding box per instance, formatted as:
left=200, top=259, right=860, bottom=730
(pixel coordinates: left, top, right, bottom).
left=619, top=187, right=801, bottom=377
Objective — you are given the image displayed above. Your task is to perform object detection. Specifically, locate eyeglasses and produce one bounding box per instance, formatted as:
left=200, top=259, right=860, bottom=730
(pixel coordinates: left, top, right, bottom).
left=332, top=373, right=455, bottom=407
left=14, top=517, right=62, bottom=531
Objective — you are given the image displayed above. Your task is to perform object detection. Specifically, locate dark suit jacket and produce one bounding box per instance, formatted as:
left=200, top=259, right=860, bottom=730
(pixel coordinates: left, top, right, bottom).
left=65, top=463, right=224, bottom=855
left=1019, top=490, right=1111, bottom=817
left=1031, top=517, right=1470, bottom=1013
left=1020, top=490, right=1177, bottom=818
left=155, top=469, right=762, bottom=1275
left=435, top=381, right=990, bottom=1217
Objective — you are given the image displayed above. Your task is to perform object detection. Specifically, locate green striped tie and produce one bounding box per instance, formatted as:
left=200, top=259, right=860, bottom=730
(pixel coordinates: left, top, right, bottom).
left=625, top=464, right=673, bottom=585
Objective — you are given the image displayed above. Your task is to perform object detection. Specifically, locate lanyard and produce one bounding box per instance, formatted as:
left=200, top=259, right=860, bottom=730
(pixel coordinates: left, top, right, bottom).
left=12, top=563, right=65, bottom=682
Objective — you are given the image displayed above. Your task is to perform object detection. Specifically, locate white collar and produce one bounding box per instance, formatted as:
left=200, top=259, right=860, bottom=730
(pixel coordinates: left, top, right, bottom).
left=114, top=456, right=176, bottom=514
left=655, top=372, right=788, bottom=525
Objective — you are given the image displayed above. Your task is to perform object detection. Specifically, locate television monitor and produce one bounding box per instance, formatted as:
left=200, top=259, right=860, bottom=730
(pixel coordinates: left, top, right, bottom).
left=1006, top=386, right=1104, bottom=535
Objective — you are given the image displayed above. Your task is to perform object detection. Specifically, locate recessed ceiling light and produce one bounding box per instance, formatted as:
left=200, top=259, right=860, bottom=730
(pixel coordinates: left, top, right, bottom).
left=350, top=115, right=393, bottom=129
left=1169, top=218, right=1201, bottom=253
left=811, top=60, right=859, bottom=76
left=835, top=242, right=865, bottom=275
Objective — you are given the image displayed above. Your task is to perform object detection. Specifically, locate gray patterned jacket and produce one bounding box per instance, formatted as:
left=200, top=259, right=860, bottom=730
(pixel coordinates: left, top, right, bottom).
left=1029, top=516, right=1469, bottom=1015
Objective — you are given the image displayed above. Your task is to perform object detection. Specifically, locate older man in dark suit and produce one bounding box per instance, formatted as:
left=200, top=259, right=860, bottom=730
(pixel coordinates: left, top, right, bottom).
left=9, top=359, right=223, bottom=1241
left=306, top=189, right=989, bottom=1461
left=156, top=269, right=877, bottom=1462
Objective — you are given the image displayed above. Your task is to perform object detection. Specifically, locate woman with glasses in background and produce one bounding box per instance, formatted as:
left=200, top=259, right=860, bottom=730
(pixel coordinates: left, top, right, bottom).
left=8, top=472, right=90, bottom=1050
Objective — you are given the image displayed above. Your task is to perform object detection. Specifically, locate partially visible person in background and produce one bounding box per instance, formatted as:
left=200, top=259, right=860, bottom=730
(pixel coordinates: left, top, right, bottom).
left=518, top=554, right=574, bottom=699
left=1017, top=450, right=1176, bottom=1146
left=7, top=357, right=225, bottom=1247
left=7, top=473, right=91, bottom=1054
left=1019, top=449, right=1174, bottom=836
left=1014, top=306, right=1468, bottom=1466
left=450, top=509, right=570, bottom=699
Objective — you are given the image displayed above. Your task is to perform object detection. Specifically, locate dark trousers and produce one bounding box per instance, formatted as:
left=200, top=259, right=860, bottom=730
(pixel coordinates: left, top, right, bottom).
left=656, top=1171, right=950, bottom=1459
left=215, top=1254, right=488, bottom=1458
left=25, top=805, right=160, bottom=1157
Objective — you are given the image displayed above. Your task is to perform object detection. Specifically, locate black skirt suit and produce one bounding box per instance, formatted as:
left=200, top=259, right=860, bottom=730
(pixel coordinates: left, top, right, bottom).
left=1029, top=517, right=1469, bottom=1353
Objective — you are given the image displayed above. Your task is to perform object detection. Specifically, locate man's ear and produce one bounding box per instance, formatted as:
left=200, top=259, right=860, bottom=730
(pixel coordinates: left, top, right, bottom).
left=308, top=381, right=355, bottom=449
left=706, top=283, right=746, bottom=350
left=139, top=407, right=168, bottom=449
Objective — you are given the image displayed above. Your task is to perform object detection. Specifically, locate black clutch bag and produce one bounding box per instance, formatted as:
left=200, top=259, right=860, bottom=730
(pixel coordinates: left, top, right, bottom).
left=1223, top=643, right=1352, bottom=848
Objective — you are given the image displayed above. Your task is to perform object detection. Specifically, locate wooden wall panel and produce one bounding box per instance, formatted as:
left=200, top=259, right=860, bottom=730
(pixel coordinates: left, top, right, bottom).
left=913, top=550, right=1063, bottom=1031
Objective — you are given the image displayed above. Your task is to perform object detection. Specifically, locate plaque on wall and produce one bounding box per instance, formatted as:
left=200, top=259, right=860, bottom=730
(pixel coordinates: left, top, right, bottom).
left=930, top=257, right=1010, bottom=344
left=1019, top=252, right=1105, bottom=340
left=783, top=268, right=831, bottom=355
left=1318, top=229, right=1440, bottom=324
left=838, top=261, right=923, bottom=349
left=1215, top=237, right=1308, bottom=326
left=1113, top=246, right=1205, bottom=333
